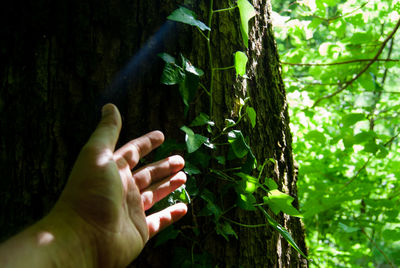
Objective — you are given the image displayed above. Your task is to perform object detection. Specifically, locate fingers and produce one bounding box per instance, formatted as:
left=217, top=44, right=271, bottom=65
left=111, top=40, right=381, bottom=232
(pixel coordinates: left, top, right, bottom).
left=141, top=171, right=187, bottom=210
left=114, top=131, right=164, bottom=170
left=132, top=155, right=184, bottom=190
left=146, top=203, right=187, bottom=239
left=86, top=104, right=122, bottom=151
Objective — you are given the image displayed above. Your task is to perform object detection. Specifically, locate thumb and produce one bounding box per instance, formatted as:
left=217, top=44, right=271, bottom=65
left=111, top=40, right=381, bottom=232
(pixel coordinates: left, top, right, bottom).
left=87, top=103, right=122, bottom=151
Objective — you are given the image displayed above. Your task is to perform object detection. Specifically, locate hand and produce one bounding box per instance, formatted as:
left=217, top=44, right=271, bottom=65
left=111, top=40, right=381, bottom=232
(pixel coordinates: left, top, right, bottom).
left=51, top=104, right=187, bottom=266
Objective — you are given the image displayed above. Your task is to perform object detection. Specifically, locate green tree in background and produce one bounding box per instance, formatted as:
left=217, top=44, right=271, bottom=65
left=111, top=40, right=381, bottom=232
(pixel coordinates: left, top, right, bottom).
left=273, top=0, right=400, bottom=267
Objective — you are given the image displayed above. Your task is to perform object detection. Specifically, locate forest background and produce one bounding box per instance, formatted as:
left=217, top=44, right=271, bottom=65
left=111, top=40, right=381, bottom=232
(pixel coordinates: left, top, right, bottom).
left=274, top=0, right=400, bottom=267
left=0, top=0, right=399, bottom=267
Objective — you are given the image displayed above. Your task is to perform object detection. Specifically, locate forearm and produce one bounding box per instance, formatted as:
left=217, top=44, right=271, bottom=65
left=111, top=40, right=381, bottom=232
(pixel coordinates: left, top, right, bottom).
left=0, top=209, right=97, bottom=268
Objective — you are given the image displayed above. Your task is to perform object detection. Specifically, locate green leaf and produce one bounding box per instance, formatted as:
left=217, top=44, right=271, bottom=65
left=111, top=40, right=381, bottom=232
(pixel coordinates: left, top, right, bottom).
left=263, top=189, right=302, bottom=217
left=184, top=59, right=204, bottom=76
left=168, top=185, right=190, bottom=204
left=225, top=118, right=236, bottom=128
left=363, top=140, right=379, bottom=154
left=237, top=193, right=256, bottom=210
left=217, top=222, right=238, bottom=241
left=237, top=0, right=256, bottom=48
left=160, top=64, right=184, bottom=85
left=235, top=172, right=259, bottom=194
left=234, top=51, right=248, bottom=77
left=158, top=52, right=176, bottom=64
left=155, top=226, right=179, bottom=247
left=395, top=2, right=400, bottom=14
left=167, top=6, right=210, bottom=31
left=265, top=178, right=278, bottom=190
left=180, top=126, right=208, bottom=153
left=258, top=206, right=307, bottom=258
left=184, top=161, right=201, bottom=175
left=305, top=130, right=326, bottom=144
left=241, top=151, right=256, bottom=174
left=227, top=130, right=250, bottom=158
left=214, top=155, right=226, bottom=165
left=154, top=139, right=185, bottom=161
left=338, top=222, right=360, bottom=233
left=179, top=55, right=203, bottom=107
left=246, top=106, right=256, bottom=128
left=189, top=113, right=214, bottom=127
left=342, top=113, right=365, bottom=127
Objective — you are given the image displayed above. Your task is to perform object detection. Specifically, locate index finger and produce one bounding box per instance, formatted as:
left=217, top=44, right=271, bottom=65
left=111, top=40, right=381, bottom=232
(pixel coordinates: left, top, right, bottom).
left=114, top=131, right=164, bottom=170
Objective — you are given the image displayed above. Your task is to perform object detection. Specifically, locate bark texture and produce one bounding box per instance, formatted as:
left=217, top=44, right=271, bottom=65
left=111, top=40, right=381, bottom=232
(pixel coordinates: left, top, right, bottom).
left=0, top=0, right=307, bottom=267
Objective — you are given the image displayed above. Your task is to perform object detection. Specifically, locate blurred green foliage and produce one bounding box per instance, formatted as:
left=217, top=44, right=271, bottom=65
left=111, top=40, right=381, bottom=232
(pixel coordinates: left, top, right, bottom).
left=273, top=0, right=400, bottom=266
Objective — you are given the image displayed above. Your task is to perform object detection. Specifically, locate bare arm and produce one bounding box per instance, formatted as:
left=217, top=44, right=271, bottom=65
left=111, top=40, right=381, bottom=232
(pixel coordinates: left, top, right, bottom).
left=0, top=104, right=187, bottom=267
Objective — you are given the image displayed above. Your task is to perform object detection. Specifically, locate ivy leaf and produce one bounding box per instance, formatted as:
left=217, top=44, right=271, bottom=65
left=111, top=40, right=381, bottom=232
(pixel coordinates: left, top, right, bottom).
left=217, top=222, right=238, bottom=241
left=263, top=189, right=302, bottom=217
left=237, top=193, right=257, bottom=210
left=155, top=226, right=179, bottom=247
left=234, top=51, right=248, bottom=77
left=237, top=0, right=256, bottom=48
left=184, top=58, right=204, bottom=76
left=190, top=113, right=215, bottom=127
left=265, top=178, right=278, bottom=190
left=158, top=52, right=176, bottom=64
left=160, top=63, right=184, bottom=85
left=227, top=130, right=250, bottom=158
left=154, top=139, right=185, bottom=161
left=167, top=6, right=211, bottom=31
left=184, top=161, right=201, bottom=175
left=246, top=106, right=256, bottom=128
left=258, top=206, right=308, bottom=259
left=180, top=126, right=208, bottom=153
left=235, top=172, right=259, bottom=194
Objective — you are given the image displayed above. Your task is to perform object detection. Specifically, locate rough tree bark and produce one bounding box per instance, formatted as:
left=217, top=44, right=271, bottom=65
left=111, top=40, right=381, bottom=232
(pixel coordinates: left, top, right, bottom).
left=0, top=0, right=307, bottom=267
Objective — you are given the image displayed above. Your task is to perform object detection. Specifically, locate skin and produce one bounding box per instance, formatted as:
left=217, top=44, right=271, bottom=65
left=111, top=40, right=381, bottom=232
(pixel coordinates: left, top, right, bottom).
left=0, top=103, right=187, bottom=267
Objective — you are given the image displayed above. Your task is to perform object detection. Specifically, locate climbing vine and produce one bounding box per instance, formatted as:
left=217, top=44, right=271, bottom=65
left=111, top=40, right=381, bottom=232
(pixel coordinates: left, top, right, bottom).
left=155, top=0, right=307, bottom=262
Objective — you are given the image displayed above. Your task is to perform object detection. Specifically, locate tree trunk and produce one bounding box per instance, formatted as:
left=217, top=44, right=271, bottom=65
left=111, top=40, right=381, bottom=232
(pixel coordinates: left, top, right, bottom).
left=0, top=0, right=307, bottom=267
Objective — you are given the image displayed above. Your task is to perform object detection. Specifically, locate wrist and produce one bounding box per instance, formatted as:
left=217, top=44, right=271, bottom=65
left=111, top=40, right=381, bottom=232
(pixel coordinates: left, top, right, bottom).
left=41, top=207, right=98, bottom=267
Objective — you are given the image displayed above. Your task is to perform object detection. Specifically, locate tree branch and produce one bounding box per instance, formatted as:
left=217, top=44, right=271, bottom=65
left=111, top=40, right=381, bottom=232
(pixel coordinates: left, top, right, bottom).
left=311, top=18, right=400, bottom=108
left=342, top=131, right=400, bottom=188
left=281, top=58, right=398, bottom=66
left=311, top=2, right=368, bottom=23
left=361, top=228, right=395, bottom=268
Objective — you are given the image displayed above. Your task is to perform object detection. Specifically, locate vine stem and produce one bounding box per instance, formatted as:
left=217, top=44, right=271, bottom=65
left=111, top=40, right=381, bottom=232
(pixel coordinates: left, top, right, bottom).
left=213, top=65, right=235, bottom=71
left=213, top=5, right=237, bottom=13
left=222, top=216, right=269, bottom=228
left=208, top=0, right=214, bottom=116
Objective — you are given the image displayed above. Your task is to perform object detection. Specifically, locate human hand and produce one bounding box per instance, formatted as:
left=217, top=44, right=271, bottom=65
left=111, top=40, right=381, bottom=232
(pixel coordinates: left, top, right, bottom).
left=50, top=104, right=187, bottom=267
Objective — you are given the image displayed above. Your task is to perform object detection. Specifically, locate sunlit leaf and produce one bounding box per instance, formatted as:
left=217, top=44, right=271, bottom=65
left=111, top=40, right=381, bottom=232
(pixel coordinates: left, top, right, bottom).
left=167, top=6, right=210, bottom=31
left=227, top=130, right=250, bottom=158
left=237, top=193, right=257, bottom=210
left=237, top=0, right=256, bottom=48
left=258, top=206, right=307, bottom=258
left=246, top=106, right=256, bottom=128
left=234, top=51, right=248, bottom=77
left=190, top=113, right=214, bottom=127
left=263, top=189, right=302, bottom=217
left=342, top=113, right=365, bottom=127
left=180, top=126, right=208, bottom=153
